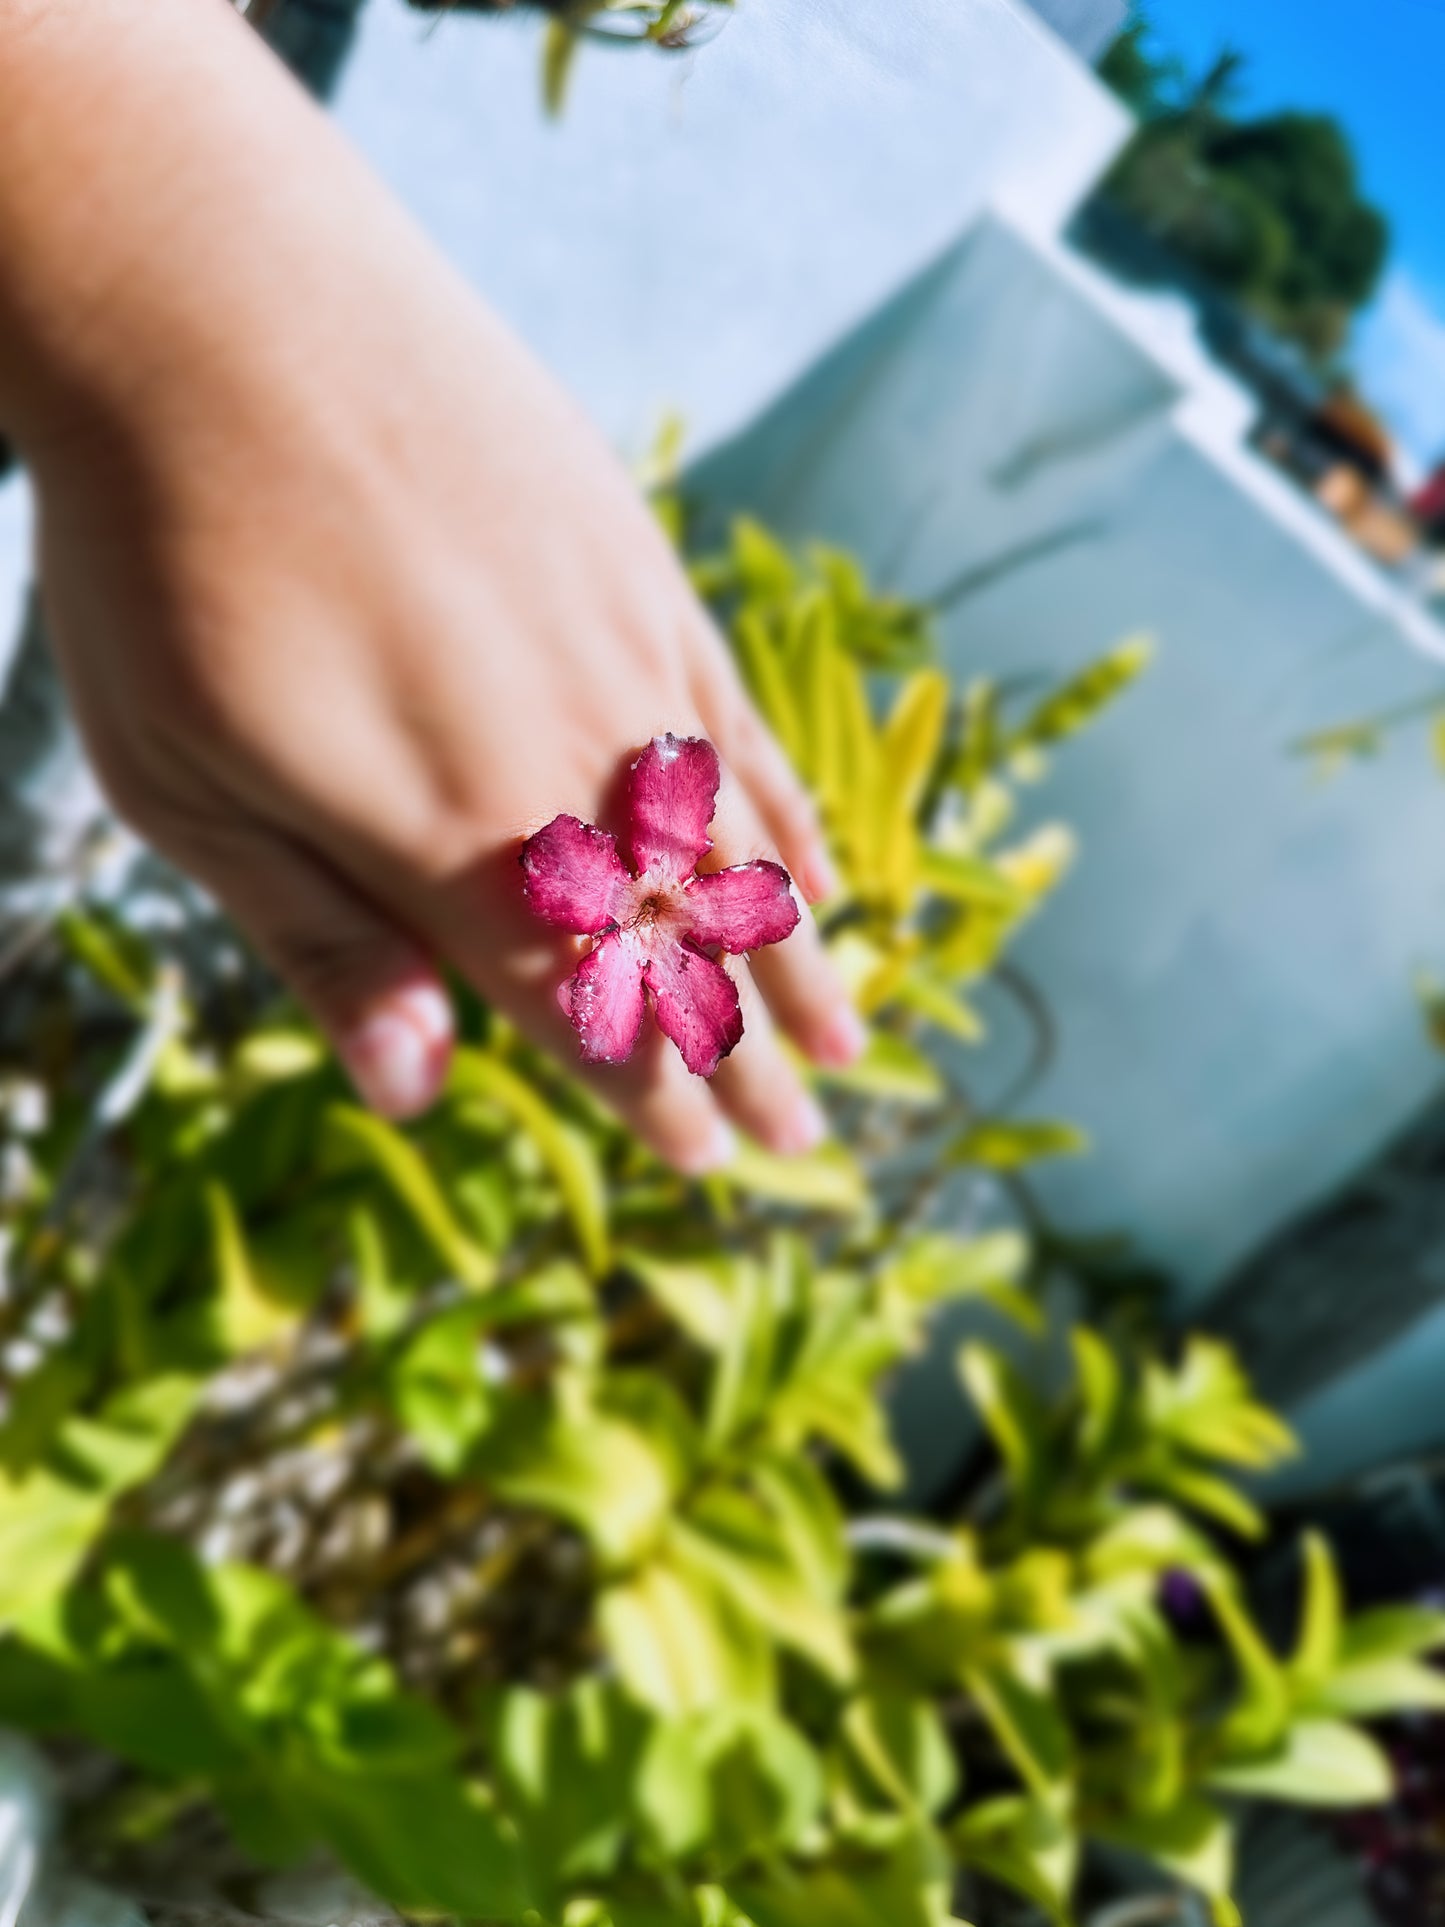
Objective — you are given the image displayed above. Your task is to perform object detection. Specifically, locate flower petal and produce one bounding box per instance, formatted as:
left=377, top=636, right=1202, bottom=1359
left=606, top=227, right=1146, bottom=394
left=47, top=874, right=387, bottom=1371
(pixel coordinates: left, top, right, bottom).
left=521, top=814, right=630, bottom=934
left=565, top=930, right=647, bottom=1063
left=683, top=860, right=800, bottom=954
left=643, top=940, right=743, bottom=1078
left=625, top=734, right=720, bottom=882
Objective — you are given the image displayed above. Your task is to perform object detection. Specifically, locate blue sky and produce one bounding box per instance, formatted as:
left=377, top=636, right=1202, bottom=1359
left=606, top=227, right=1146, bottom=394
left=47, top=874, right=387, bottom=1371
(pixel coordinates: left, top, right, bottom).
left=1139, top=0, right=1445, bottom=475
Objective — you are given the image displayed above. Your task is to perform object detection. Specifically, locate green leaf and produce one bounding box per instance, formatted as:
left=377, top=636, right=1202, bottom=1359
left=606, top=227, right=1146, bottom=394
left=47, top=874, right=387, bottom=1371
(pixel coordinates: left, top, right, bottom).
left=915, top=848, right=1021, bottom=908
left=76, top=1662, right=246, bottom=1781
left=61, top=1375, right=200, bottom=1491
left=1201, top=1570, right=1290, bottom=1754
left=730, top=516, right=799, bottom=604
left=0, top=1377, right=198, bottom=1627
left=205, top=1181, right=298, bottom=1354
left=1303, top=1655, right=1445, bottom=1719
left=1207, top=1719, right=1392, bottom=1807
left=964, top=1655, right=1072, bottom=1797
left=490, top=1677, right=646, bottom=1890
left=879, top=670, right=950, bottom=902
left=723, top=1138, right=870, bottom=1215
left=451, top=1049, right=611, bottom=1274
left=57, top=906, right=153, bottom=1007
left=953, top=1794, right=1076, bottom=1924
left=1340, top=1603, right=1445, bottom=1663
left=1082, top=1505, right=1216, bottom=1585
left=958, top=1345, right=1047, bottom=1513
left=229, top=1026, right=327, bottom=1093
left=0, top=1471, right=126, bottom=1628
left=1008, top=635, right=1153, bottom=752
left=476, top=1385, right=677, bottom=1568
left=624, top=1248, right=739, bottom=1350
left=882, top=671, right=950, bottom=818
left=1290, top=1531, right=1341, bottom=1688
left=704, top=1253, right=780, bottom=1452
left=884, top=1232, right=1035, bottom=1330
left=950, top=1119, right=1088, bottom=1170
left=1141, top=1458, right=1265, bottom=1540
left=696, top=1704, right=824, bottom=1868
left=767, top=1275, right=904, bottom=1489
left=747, top=1450, right=848, bottom=1605
left=632, top=1717, right=712, bottom=1861
left=350, top=1205, right=413, bottom=1343
left=301, top=1772, right=525, bottom=1919
left=601, top=1373, right=703, bottom=1496
left=1091, top=1795, right=1234, bottom=1905
left=325, top=1105, right=493, bottom=1289
left=890, top=972, right=986, bottom=1043
left=841, top=1692, right=959, bottom=1819
left=1071, top=1326, right=1124, bottom=1460
left=730, top=1829, right=950, bottom=1927
left=1143, top=1338, right=1297, bottom=1470
left=542, top=18, right=579, bottom=115
left=672, top=1484, right=855, bottom=1683
left=0, top=1635, right=74, bottom=1730
left=835, top=648, right=884, bottom=890
left=732, top=608, right=803, bottom=767
left=812, top=1031, right=943, bottom=1106
left=796, top=597, right=844, bottom=824
left=391, top=1308, right=494, bottom=1475
left=599, top=1549, right=775, bottom=1716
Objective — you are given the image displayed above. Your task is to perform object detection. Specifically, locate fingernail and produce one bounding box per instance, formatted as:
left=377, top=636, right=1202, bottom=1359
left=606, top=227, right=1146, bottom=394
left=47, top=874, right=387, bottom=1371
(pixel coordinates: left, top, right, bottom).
left=676, top=1118, right=738, bottom=1177
left=341, top=984, right=453, bottom=1120
left=803, top=849, right=841, bottom=904
left=775, top=1093, right=829, bottom=1156
left=814, top=1004, right=868, bottom=1070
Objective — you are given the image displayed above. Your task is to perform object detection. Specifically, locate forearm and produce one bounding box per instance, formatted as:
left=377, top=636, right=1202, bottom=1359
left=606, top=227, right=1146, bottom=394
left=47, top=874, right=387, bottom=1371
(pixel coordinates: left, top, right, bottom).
left=0, top=0, right=430, bottom=462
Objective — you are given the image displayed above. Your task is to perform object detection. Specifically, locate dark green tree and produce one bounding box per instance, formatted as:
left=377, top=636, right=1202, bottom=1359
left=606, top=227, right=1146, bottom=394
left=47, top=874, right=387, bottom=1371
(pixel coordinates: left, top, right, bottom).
left=1096, top=7, right=1177, bottom=118
left=1203, top=113, right=1389, bottom=315
left=1096, top=25, right=1390, bottom=361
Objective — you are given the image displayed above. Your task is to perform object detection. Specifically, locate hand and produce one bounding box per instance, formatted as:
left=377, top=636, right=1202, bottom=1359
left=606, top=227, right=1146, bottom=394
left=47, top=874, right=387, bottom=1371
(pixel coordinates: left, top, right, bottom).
left=1, top=0, right=864, bottom=1173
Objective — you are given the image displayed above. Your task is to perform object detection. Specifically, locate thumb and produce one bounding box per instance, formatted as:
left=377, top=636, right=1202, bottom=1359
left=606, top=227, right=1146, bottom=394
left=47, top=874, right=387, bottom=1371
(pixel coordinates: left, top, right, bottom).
left=186, top=823, right=453, bottom=1119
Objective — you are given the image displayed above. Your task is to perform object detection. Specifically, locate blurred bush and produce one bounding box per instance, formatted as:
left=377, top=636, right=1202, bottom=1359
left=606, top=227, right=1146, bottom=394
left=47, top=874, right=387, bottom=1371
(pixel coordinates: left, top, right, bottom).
left=0, top=508, right=1437, bottom=1927
left=1095, top=18, right=1388, bottom=362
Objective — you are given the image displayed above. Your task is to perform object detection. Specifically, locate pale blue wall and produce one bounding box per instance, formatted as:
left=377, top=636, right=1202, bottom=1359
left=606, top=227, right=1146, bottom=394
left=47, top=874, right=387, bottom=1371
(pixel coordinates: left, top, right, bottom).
left=692, top=217, right=1445, bottom=1338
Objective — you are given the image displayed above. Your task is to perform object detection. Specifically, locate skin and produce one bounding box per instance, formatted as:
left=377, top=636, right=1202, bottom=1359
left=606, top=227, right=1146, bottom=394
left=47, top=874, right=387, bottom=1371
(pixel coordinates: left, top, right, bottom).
left=0, top=0, right=865, bottom=1173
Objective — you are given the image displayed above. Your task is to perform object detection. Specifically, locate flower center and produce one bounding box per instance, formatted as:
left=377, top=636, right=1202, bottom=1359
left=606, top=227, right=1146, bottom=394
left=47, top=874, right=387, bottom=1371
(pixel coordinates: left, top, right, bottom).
left=623, top=870, right=685, bottom=940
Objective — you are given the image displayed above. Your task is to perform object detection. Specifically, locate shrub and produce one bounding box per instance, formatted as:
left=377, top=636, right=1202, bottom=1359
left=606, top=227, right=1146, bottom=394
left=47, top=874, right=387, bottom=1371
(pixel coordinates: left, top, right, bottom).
left=0, top=512, right=1435, bottom=1926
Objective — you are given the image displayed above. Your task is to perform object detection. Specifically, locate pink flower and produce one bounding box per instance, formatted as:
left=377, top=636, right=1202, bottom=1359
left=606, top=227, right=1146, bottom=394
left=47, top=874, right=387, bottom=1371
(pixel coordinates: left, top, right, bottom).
left=520, top=735, right=800, bottom=1078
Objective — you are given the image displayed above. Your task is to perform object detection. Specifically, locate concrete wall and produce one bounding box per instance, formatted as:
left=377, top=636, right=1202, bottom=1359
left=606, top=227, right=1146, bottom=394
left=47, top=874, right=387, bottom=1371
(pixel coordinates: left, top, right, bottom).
left=691, top=213, right=1445, bottom=1321
left=332, top=0, right=1131, bottom=456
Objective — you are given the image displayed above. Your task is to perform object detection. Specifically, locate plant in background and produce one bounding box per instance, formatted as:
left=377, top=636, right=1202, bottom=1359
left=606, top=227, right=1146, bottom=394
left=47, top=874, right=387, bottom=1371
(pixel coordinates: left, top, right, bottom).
left=396, top=0, right=734, bottom=112
left=246, top=0, right=733, bottom=114
left=0, top=509, right=1437, bottom=1927
left=1092, top=12, right=1388, bottom=362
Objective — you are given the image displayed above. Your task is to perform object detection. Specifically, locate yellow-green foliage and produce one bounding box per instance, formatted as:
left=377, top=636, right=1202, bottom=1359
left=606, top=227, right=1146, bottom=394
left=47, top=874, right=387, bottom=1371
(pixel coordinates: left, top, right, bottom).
left=540, top=2, right=732, bottom=113
left=0, top=515, right=1430, bottom=1927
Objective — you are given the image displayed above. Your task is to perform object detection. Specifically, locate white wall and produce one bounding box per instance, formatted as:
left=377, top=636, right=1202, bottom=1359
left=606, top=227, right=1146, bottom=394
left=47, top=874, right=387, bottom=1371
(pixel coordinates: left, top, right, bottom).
left=332, top=0, right=1130, bottom=456
left=692, top=213, right=1445, bottom=1312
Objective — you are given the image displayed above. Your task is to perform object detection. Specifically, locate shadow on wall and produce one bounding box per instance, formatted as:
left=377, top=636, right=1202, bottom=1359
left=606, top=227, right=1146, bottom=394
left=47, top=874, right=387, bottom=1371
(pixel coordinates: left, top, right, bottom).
left=689, top=211, right=1445, bottom=1356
